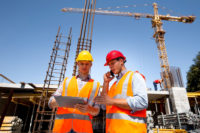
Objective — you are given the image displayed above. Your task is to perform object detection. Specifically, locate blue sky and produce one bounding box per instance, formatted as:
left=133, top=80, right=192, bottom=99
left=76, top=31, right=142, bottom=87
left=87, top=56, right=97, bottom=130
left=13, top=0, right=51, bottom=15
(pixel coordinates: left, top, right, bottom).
left=0, top=0, right=200, bottom=90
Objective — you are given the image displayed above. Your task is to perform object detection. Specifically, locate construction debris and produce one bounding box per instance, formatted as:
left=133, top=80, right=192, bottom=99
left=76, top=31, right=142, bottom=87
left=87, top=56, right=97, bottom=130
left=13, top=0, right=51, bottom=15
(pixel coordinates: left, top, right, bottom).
left=0, top=116, right=23, bottom=133
left=157, top=112, right=200, bottom=131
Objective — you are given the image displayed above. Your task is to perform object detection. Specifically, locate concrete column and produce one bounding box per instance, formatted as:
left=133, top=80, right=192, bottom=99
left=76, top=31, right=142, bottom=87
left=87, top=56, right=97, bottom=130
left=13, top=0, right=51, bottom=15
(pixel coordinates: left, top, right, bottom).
left=169, top=87, right=190, bottom=113
left=165, top=98, right=171, bottom=114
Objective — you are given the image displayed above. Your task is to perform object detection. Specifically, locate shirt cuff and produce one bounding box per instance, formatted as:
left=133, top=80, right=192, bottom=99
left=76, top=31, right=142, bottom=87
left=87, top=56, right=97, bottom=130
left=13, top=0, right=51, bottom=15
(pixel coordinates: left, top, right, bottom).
left=101, top=104, right=106, bottom=110
left=48, top=96, right=55, bottom=109
left=126, top=96, right=136, bottom=113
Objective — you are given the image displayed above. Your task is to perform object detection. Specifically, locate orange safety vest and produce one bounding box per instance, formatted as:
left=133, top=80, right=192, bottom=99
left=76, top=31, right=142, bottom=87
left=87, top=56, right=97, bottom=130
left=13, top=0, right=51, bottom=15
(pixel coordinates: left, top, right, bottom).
left=53, top=76, right=100, bottom=133
left=106, top=71, right=147, bottom=133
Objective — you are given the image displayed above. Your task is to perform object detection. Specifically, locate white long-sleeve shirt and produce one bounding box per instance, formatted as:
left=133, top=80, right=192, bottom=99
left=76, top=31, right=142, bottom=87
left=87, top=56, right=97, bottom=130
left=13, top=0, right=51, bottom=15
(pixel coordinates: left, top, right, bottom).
left=115, top=69, right=148, bottom=112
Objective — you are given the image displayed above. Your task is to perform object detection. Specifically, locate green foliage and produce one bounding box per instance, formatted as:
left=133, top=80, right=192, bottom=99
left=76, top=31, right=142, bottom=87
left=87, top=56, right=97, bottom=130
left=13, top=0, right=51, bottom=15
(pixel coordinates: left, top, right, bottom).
left=187, top=51, right=200, bottom=92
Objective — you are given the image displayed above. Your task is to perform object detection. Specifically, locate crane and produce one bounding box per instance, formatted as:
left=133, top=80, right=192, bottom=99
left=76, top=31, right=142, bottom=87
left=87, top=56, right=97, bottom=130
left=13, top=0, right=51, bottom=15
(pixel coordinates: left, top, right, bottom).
left=62, top=3, right=195, bottom=90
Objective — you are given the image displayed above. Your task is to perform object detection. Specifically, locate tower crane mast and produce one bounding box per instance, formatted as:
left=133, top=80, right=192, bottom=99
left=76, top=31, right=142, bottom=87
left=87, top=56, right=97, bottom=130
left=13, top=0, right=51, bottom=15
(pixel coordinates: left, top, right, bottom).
left=62, top=3, right=195, bottom=89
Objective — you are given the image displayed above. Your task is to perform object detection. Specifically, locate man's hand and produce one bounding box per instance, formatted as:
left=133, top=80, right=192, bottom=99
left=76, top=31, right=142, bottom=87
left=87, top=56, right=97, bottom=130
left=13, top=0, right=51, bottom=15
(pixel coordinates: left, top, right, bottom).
left=74, top=104, right=90, bottom=113
left=104, top=72, right=114, bottom=83
left=50, top=97, right=59, bottom=109
left=75, top=104, right=99, bottom=116
left=94, top=94, right=132, bottom=110
left=94, top=93, right=114, bottom=106
left=101, top=72, right=115, bottom=94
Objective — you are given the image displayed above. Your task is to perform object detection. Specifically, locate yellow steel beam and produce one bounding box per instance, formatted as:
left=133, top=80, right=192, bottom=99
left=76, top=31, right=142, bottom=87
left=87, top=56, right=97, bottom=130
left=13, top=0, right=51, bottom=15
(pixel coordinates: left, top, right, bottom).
left=187, top=92, right=200, bottom=98
left=153, top=128, right=187, bottom=133
left=11, top=98, right=31, bottom=107
left=34, top=88, right=56, bottom=93
left=149, top=101, right=163, bottom=103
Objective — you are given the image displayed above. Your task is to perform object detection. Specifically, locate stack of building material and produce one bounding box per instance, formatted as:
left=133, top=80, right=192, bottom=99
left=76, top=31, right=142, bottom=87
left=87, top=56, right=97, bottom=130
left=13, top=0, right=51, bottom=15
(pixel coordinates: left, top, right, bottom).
left=157, top=112, right=200, bottom=129
left=0, top=116, right=23, bottom=133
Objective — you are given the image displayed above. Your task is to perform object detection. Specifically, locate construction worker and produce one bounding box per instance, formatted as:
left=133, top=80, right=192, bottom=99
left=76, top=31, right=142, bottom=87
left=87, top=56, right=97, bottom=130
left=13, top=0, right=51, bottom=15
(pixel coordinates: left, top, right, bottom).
left=95, top=50, right=148, bottom=133
left=49, top=50, right=100, bottom=133
left=153, top=79, right=163, bottom=91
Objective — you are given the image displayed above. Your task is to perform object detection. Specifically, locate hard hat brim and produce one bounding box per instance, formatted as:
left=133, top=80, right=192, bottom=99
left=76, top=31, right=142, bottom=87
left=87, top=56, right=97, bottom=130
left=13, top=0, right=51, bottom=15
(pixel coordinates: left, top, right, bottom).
left=104, top=62, right=108, bottom=66
left=76, top=60, right=93, bottom=62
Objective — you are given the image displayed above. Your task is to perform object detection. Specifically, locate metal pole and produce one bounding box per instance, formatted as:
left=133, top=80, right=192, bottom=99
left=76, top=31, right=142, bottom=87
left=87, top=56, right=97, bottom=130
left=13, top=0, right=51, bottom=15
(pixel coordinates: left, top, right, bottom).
left=28, top=103, right=36, bottom=133
left=194, top=97, right=200, bottom=115
left=177, top=113, right=182, bottom=129
left=81, top=0, right=91, bottom=46
left=0, top=74, right=15, bottom=84
left=161, top=113, right=165, bottom=128
left=13, top=103, right=18, bottom=116
left=155, top=101, right=158, bottom=112
left=23, top=106, right=31, bottom=131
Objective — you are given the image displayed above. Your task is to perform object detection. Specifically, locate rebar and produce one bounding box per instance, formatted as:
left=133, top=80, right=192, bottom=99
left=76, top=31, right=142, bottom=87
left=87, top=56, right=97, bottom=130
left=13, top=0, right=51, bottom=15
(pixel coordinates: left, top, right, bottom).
left=72, top=0, right=96, bottom=76
left=32, top=27, right=72, bottom=132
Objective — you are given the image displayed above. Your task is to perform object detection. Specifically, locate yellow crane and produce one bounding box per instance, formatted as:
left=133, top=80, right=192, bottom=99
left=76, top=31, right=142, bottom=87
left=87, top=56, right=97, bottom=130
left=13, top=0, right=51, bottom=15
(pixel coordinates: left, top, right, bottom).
left=62, top=3, right=195, bottom=90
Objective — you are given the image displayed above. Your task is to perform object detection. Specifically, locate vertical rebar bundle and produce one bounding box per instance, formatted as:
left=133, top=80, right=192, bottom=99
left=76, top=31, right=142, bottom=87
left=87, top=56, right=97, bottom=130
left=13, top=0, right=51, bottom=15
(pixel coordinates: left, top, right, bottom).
left=169, top=66, right=184, bottom=88
left=32, top=27, right=72, bottom=132
left=72, top=0, right=96, bottom=76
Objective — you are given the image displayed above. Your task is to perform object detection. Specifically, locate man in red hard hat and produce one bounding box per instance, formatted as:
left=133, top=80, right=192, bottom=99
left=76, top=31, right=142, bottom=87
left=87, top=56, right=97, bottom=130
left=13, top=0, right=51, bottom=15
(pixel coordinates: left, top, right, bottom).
left=95, top=50, right=148, bottom=133
left=153, top=79, right=163, bottom=91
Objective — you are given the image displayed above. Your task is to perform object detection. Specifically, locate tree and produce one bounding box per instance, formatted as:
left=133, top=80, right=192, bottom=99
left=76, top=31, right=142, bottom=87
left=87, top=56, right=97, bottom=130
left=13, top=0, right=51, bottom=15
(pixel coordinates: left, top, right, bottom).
left=186, top=51, right=200, bottom=92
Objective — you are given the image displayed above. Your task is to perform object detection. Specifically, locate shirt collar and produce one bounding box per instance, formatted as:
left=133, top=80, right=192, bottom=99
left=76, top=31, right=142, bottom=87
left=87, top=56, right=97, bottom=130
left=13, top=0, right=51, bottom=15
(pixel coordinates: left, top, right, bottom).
left=116, top=69, right=128, bottom=80
left=76, top=74, right=91, bottom=81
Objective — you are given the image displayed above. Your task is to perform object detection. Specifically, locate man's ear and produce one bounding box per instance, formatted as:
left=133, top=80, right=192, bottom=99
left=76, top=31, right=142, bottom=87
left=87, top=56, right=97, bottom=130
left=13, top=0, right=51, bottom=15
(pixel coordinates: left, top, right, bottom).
left=120, top=58, right=124, bottom=65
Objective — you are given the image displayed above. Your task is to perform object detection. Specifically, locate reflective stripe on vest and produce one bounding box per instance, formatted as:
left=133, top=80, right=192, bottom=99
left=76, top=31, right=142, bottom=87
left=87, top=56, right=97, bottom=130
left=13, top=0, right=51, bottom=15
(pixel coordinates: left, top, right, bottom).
left=114, top=71, right=133, bottom=99
left=65, top=77, right=72, bottom=96
left=56, top=113, right=91, bottom=121
left=88, top=81, right=98, bottom=105
left=106, top=113, right=146, bottom=124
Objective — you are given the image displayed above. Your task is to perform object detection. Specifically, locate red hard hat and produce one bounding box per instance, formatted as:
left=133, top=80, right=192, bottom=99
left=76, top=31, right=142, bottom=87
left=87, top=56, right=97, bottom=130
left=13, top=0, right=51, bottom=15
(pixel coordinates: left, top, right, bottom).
left=104, top=50, right=126, bottom=66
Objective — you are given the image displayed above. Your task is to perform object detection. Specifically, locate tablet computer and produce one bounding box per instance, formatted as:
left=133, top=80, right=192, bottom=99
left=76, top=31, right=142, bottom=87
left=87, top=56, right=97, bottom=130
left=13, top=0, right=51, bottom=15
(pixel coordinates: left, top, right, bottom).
left=54, top=96, right=87, bottom=108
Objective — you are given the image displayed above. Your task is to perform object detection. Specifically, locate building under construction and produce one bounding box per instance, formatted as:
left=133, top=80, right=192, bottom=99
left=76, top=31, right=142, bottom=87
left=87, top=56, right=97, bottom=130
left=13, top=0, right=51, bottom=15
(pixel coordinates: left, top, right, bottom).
left=1, top=71, right=200, bottom=133
left=0, top=0, right=200, bottom=133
